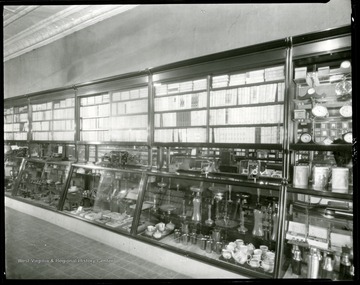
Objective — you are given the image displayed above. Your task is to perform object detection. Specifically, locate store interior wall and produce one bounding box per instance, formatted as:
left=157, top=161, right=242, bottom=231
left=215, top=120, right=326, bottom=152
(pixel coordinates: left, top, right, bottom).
left=4, top=1, right=352, bottom=99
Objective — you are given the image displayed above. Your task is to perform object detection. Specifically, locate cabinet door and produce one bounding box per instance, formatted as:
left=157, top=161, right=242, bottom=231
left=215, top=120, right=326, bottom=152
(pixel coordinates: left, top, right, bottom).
left=136, top=173, right=281, bottom=278
left=63, top=165, right=144, bottom=235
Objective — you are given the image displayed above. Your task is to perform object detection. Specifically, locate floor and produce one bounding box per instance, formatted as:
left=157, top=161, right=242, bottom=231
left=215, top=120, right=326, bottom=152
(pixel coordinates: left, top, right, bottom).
left=4, top=207, right=191, bottom=280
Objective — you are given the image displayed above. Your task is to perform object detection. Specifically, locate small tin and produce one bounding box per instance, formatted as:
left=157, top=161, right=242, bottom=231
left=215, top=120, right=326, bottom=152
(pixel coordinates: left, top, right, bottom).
left=206, top=239, right=214, bottom=253
left=190, top=232, right=197, bottom=244
left=215, top=242, right=223, bottom=254
left=174, top=229, right=181, bottom=243
left=199, top=238, right=207, bottom=250
left=181, top=234, right=189, bottom=246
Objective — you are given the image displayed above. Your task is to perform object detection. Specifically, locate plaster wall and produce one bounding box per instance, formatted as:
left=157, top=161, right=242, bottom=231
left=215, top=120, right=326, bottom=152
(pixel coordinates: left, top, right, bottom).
left=4, top=1, right=352, bottom=99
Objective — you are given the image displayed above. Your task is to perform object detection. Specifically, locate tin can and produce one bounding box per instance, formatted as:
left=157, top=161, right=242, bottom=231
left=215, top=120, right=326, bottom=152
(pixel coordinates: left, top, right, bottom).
left=312, top=166, right=330, bottom=190
left=181, top=234, right=189, bottom=246
left=190, top=232, right=197, bottom=244
left=291, top=249, right=302, bottom=275
left=199, top=238, right=207, bottom=250
left=174, top=229, right=181, bottom=243
left=206, top=239, right=213, bottom=253
left=293, top=165, right=309, bottom=187
left=215, top=241, right=223, bottom=254
left=307, top=252, right=320, bottom=279
left=331, top=167, right=349, bottom=193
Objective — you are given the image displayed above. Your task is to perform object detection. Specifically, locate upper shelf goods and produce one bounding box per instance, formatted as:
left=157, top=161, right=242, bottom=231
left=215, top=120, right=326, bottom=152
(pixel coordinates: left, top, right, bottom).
left=209, top=66, right=284, bottom=145
left=4, top=105, right=28, bottom=141
left=153, top=65, right=285, bottom=145
left=80, top=86, right=148, bottom=143
left=292, top=59, right=352, bottom=147
left=154, top=78, right=208, bottom=143
left=32, top=98, right=75, bottom=141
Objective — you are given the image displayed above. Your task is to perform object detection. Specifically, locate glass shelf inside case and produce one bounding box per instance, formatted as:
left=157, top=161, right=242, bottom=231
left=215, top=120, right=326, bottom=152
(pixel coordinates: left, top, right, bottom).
left=62, top=165, right=145, bottom=234
left=137, top=173, right=281, bottom=277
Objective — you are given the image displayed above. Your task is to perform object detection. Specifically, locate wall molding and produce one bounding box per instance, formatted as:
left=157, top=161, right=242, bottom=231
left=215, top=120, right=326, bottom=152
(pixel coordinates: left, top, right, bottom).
left=4, top=5, right=138, bottom=62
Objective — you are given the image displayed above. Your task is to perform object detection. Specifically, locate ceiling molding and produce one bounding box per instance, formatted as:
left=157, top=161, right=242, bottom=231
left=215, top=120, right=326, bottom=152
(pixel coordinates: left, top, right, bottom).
left=4, top=6, right=40, bottom=27
left=4, top=5, right=138, bottom=62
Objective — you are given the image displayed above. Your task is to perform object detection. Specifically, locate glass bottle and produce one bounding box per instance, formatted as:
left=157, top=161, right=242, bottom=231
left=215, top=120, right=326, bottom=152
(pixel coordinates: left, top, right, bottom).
left=252, top=205, right=264, bottom=237
left=192, top=192, right=202, bottom=222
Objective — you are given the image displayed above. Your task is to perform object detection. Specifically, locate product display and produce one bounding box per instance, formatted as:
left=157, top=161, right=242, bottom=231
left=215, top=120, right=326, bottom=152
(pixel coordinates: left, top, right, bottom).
left=4, top=27, right=353, bottom=280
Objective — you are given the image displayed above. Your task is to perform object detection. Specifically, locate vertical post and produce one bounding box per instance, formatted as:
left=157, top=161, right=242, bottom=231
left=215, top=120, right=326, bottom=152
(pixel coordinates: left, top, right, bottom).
left=147, top=70, right=154, bottom=167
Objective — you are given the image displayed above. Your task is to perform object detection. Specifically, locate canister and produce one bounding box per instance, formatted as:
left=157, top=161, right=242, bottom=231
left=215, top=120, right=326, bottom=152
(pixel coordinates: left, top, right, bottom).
left=293, top=165, right=309, bottom=187
left=199, top=238, right=207, bottom=250
left=190, top=232, right=197, bottom=244
left=174, top=229, right=181, bottom=243
left=291, top=249, right=302, bottom=275
left=215, top=241, right=223, bottom=254
left=181, top=234, right=189, bottom=246
left=331, top=167, right=349, bottom=193
left=206, top=239, right=214, bottom=253
left=312, top=166, right=330, bottom=190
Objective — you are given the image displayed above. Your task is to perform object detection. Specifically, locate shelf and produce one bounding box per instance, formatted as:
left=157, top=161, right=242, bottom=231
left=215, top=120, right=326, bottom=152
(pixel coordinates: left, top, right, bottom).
left=289, top=143, right=352, bottom=151
left=111, top=112, right=148, bottom=116
left=209, top=102, right=284, bottom=110
left=287, top=185, right=353, bottom=200
left=154, top=126, right=207, bottom=129
left=210, top=124, right=283, bottom=128
left=154, top=107, right=207, bottom=114
left=80, top=101, right=109, bottom=107
left=155, top=89, right=207, bottom=98
left=211, top=79, right=285, bottom=91
left=76, top=141, right=149, bottom=146
left=112, top=97, right=148, bottom=103
left=295, top=101, right=350, bottom=110
left=153, top=142, right=283, bottom=150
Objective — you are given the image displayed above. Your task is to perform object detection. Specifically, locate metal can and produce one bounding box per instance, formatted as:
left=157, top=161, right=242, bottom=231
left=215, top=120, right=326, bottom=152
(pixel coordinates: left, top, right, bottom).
left=291, top=249, right=302, bottom=275
left=181, top=234, right=189, bottom=246
left=174, top=229, right=181, bottom=243
left=199, top=238, right=207, bottom=250
left=307, top=252, right=320, bottom=279
left=190, top=232, right=197, bottom=244
left=206, top=239, right=214, bottom=253
left=215, top=242, right=223, bottom=254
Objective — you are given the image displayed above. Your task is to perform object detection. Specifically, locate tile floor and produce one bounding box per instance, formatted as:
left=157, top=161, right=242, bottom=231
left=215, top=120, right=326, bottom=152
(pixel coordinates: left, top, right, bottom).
left=4, top=207, right=191, bottom=279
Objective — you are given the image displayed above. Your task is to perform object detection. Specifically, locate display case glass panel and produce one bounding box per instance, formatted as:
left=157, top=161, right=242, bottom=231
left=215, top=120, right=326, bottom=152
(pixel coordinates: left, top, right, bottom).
left=4, top=144, right=26, bottom=195
left=13, top=159, right=72, bottom=209
left=62, top=164, right=145, bottom=234
left=280, top=189, right=353, bottom=280
left=137, top=172, right=281, bottom=277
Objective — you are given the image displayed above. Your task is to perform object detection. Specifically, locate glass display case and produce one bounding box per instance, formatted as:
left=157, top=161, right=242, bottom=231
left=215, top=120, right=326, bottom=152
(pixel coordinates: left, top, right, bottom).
left=135, top=171, right=282, bottom=278
left=59, top=164, right=147, bottom=235
left=4, top=26, right=353, bottom=279
left=12, top=158, right=72, bottom=209
left=280, top=187, right=353, bottom=280
left=280, top=33, right=354, bottom=280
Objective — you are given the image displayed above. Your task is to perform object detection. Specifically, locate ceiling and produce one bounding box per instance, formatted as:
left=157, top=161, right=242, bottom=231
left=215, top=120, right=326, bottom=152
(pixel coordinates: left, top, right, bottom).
left=3, top=5, right=138, bottom=62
